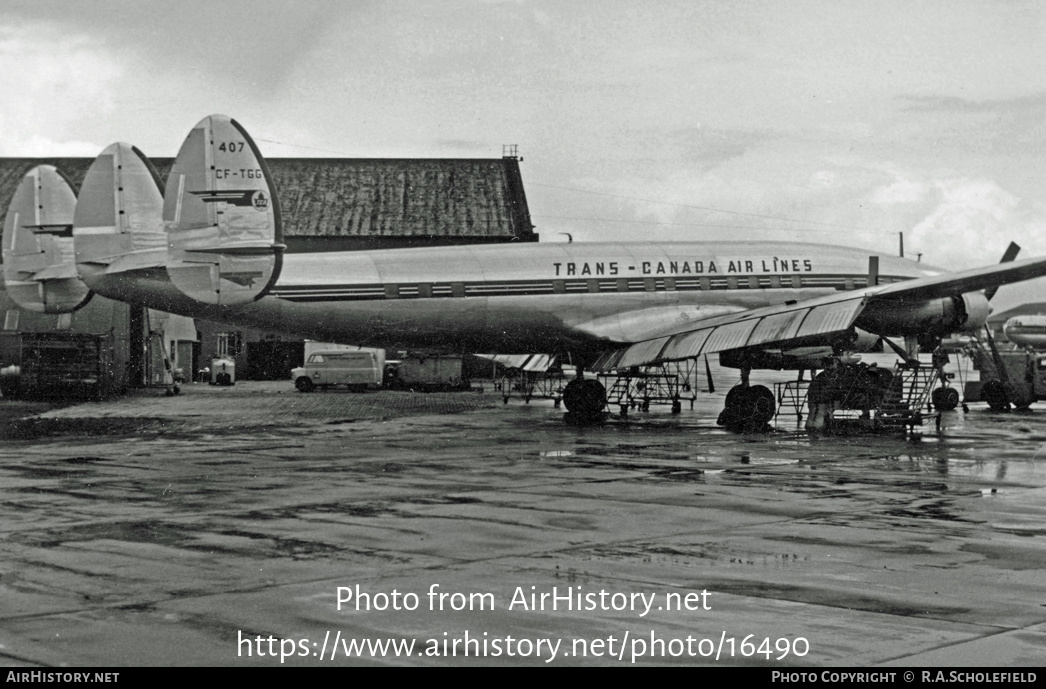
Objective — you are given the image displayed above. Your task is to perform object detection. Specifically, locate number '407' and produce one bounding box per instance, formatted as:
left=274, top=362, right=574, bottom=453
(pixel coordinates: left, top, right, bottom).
left=218, top=142, right=245, bottom=152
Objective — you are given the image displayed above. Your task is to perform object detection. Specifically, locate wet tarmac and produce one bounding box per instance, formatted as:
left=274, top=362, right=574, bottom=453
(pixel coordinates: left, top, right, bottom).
left=1, top=380, right=1044, bottom=666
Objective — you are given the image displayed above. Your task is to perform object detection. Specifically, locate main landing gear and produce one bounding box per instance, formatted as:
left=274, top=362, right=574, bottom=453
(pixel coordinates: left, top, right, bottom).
left=716, top=368, right=776, bottom=433
left=562, top=376, right=607, bottom=425
left=930, top=385, right=960, bottom=412
left=717, top=384, right=776, bottom=433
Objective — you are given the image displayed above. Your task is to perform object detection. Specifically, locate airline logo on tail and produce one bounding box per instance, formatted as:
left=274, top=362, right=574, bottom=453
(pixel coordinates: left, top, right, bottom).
left=189, top=189, right=270, bottom=211
left=220, top=271, right=265, bottom=287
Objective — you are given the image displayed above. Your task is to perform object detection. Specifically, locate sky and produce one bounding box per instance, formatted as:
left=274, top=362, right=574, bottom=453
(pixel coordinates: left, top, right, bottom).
left=3, top=0, right=1046, bottom=310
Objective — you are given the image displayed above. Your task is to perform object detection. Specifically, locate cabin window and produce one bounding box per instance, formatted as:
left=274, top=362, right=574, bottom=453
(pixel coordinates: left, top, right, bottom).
left=664, top=277, right=676, bottom=291
left=769, top=275, right=781, bottom=288
left=384, top=284, right=400, bottom=299
left=4, top=310, right=19, bottom=330
left=553, top=280, right=566, bottom=294
left=616, top=278, right=629, bottom=292
left=699, top=277, right=711, bottom=291
left=748, top=276, right=760, bottom=289
left=727, top=276, right=738, bottom=290
left=791, top=275, right=802, bottom=289
left=587, top=279, right=600, bottom=293
left=451, top=282, right=465, bottom=298
left=418, top=283, right=433, bottom=298
left=644, top=278, right=656, bottom=292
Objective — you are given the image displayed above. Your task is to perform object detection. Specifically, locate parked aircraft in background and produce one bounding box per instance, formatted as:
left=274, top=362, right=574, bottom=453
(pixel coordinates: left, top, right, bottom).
left=6, top=114, right=1046, bottom=430
left=1003, top=315, right=1046, bottom=349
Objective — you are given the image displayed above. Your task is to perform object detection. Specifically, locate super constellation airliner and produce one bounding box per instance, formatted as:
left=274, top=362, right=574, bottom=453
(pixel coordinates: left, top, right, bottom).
left=5, top=114, right=1046, bottom=428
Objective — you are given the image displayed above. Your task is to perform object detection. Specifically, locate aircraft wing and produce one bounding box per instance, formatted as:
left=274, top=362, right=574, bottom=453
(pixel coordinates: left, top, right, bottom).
left=591, top=256, right=1046, bottom=371
left=869, top=257, right=1046, bottom=301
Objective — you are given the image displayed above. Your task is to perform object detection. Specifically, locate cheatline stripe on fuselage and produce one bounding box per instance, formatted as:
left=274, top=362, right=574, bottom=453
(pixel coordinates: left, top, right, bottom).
left=268, top=273, right=910, bottom=302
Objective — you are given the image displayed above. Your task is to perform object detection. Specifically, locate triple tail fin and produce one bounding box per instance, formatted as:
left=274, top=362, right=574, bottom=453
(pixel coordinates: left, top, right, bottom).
left=162, top=114, right=284, bottom=306
left=2, top=165, right=92, bottom=313
left=73, top=142, right=166, bottom=284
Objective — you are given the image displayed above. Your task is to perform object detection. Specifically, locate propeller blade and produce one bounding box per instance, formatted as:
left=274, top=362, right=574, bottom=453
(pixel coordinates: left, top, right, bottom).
left=985, top=242, right=1020, bottom=301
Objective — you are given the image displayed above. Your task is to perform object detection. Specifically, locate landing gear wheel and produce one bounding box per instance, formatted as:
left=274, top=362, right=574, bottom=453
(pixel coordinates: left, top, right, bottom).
left=931, top=386, right=959, bottom=411
left=747, top=385, right=776, bottom=426
left=982, top=380, right=1010, bottom=411
left=718, top=384, right=776, bottom=432
left=563, top=378, right=607, bottom=425
left=295, top=376, right=315, bottom=393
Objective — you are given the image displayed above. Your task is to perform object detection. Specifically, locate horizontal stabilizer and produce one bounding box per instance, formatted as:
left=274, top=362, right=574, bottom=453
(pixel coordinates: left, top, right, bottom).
left=182, top=243, right=287, bottom=256
left=31, top=263, right=81, bottom=280
left=25, top=223, right=73, bottom=236
left=163, top=114, right=283, bottom=306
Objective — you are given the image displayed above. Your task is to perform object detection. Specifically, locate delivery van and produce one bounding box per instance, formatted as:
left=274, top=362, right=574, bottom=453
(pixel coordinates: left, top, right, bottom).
left=292, top=349, right=384, bottom=392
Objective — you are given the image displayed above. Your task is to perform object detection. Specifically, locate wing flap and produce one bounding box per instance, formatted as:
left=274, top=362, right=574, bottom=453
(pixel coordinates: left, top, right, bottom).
left=660, top=327, right=713, bottom=361
left=617, top=336, right=671, bottom=369
left=796, top=299, right=866, bottom=338
left=593, top=296, right=867, bottom=371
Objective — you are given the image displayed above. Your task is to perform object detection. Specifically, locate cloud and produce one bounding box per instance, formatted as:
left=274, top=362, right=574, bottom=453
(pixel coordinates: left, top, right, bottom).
left=899, top=93, right=1046, bottom=114
left=0, top=22, right=122, bottom=155
left=905, top=177, right=1042, bottom=268
left=437, top=139, right=496, bottom=154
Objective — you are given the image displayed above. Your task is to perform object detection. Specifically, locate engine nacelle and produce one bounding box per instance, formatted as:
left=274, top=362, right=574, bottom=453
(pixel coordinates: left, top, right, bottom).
left=855, top=292, right=990, bottom=336
left=959, top=292, right=992, bottom=333
left=848, top=328, right=883, bottom=352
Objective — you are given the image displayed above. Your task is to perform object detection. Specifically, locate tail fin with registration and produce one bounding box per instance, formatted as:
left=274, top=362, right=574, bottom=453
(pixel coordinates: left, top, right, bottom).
left=2, top=165, right=92, bottom=313
left=163, top=114, right=284, bottom=305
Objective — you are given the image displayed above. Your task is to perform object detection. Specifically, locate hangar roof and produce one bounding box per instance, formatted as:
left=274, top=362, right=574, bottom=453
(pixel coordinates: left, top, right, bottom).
left=0, top=156, right=535, bottom=241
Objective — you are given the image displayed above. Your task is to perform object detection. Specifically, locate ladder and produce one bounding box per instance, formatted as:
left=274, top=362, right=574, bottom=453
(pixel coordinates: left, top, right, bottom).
left=873, top=363, right=941, bottom=432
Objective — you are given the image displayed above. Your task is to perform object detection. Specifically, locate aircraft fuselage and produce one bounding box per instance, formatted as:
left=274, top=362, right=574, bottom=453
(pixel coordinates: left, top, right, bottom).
left=1003, top=315, right=1046, bottom=349
left=83, top=240, right=935, bottom=356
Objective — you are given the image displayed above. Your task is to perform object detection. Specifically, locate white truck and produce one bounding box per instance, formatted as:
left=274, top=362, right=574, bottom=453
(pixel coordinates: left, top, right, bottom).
left=292, top=349, right=384, bottom=392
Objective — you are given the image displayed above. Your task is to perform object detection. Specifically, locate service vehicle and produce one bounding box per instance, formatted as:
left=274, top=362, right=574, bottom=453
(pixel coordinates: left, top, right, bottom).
left=292, top=349, right=384, bottom=392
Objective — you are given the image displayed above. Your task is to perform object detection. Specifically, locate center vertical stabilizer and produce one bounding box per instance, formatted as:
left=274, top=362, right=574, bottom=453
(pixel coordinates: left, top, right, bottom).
left=73, top=143, right=166, bottom=282
left=163, top=114, right=284, bottom=305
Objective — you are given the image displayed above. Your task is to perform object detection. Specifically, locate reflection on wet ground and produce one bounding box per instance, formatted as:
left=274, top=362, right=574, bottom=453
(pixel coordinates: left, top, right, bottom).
left=0, top=382, right=1044, bottom=666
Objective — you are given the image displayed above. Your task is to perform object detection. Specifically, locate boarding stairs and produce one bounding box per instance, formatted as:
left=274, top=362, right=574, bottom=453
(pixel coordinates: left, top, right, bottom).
left=775, top=360, right=942, bottom=435
left=873, top=362, right=941, bottom=432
